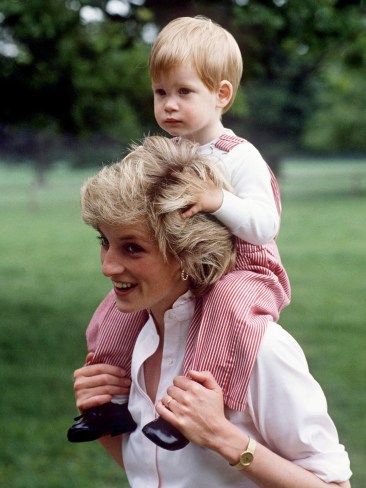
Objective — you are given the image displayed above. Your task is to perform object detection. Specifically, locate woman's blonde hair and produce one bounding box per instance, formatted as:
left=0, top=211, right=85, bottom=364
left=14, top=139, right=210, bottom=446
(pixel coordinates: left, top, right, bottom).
left=81, top=136, right=236, bottom=296
left=149, top=16, right=243, bottom=113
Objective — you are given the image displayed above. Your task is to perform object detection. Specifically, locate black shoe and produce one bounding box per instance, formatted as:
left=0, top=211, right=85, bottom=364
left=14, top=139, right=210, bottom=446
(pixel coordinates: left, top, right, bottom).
left=67, top=402, right=137, bottom=443
left=142, top=416, right=189, bottom=451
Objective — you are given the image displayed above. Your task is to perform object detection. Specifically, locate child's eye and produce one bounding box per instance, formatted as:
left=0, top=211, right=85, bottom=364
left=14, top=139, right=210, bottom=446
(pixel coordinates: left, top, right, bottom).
left=179, top=87, right=190, bottom=95
left=97, top=235, right=109, bottom=247
left=155, top=89, right=166, bottom=96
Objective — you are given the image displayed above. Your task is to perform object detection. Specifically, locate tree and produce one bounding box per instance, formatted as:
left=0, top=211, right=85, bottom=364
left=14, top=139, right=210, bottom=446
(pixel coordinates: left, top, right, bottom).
left=143, top=0, right=366, bottom=170
left=0, top=0, right=365, bottom=178
left=303, top=28, right=366, bottom=153
left=0, top=0, right=153, bottom=179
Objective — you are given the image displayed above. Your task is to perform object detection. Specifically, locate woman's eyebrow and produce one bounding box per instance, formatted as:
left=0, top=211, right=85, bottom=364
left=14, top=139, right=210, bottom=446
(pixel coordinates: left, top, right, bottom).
left=118, top=234, right=151, bottom=243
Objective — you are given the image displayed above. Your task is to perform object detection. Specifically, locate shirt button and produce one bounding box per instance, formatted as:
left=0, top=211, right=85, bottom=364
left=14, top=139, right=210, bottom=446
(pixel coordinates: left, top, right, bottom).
left=166, top=357, right=174, bottom=365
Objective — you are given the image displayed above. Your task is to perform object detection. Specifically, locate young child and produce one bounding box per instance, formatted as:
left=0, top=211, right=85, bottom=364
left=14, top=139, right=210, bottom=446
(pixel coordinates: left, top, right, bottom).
left=68, top=16, right=291, bottom=450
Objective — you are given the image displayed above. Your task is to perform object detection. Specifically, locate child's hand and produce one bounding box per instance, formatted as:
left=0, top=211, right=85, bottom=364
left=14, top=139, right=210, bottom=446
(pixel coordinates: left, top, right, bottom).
left=181, top=178, right=223, bottom=219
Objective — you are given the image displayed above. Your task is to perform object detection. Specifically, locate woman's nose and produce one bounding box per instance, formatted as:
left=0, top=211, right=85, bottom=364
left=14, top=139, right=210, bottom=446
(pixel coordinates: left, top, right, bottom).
left=101, top=248, right=125, bottom=277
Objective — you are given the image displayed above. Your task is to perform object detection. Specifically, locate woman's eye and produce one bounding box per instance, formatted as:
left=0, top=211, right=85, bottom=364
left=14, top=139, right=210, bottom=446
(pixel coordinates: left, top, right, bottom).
left=97, top=235, right=109, bottom=247
left=125, top=243, right=144, bottom=254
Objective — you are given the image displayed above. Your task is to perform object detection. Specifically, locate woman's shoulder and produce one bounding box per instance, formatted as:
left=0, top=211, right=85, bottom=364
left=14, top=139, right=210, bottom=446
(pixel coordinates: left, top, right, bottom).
left=251, top=322, right=311, bottom=388
left=248, top=321, right=327, bottom=420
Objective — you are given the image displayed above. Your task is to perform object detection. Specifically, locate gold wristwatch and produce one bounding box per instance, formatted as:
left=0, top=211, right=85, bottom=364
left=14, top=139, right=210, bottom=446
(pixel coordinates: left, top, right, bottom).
left=231, top=437, right=256, bottom=470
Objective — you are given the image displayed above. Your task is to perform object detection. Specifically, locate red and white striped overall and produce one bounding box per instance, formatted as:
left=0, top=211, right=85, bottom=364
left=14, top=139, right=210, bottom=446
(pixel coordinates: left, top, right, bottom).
left=86, top=134, right=291, bottom=412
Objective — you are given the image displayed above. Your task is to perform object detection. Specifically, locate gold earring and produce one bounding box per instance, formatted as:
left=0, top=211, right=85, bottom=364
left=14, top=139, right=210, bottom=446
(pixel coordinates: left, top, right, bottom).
left=181, top=269, right=189, bottom=281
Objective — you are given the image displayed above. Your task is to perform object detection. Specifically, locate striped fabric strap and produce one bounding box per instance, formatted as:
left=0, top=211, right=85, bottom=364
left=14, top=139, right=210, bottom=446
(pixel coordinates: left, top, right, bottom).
left=172, top=133, right=245, bottom=152
left=267, top=165, right=282, bottom=217
left=214, top=133, right=246, bottom=152
left=215, top=133, right=282, bottom=218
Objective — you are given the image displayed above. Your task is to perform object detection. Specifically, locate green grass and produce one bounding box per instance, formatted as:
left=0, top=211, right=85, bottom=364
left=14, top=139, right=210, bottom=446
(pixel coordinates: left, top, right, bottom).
left=0, top=160, right=365, bottom=487
left=278, top=159, right=366, bottom=488
left=0, top=165, right=127, bottom=487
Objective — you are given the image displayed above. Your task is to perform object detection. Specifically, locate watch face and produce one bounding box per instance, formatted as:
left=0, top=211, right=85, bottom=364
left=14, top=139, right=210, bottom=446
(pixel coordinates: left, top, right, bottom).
left=241, top=452, right=254, bottom=466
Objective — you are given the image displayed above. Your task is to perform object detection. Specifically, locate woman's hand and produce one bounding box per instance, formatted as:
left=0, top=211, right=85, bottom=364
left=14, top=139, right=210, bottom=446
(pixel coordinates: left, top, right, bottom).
left=73, top=353, right=131, bottom=412
left=155, top=370, right=232, bottom=450
left=156, top=372, right=352, bottom=488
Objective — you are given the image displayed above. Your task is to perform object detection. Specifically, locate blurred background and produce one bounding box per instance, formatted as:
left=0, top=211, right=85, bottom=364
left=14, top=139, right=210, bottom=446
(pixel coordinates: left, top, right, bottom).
left=0, top=1, right=365, bottom=487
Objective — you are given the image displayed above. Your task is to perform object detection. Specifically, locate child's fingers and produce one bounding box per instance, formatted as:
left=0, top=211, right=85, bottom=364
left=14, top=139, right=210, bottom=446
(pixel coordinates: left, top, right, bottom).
left=182, top=204, right=200, bottom=219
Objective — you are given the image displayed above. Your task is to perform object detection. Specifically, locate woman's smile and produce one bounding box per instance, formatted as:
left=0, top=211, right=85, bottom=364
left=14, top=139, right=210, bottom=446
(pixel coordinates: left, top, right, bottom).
left=113, top=281, right=137, bottom=292
left=99, top=223, right=189, bottom=327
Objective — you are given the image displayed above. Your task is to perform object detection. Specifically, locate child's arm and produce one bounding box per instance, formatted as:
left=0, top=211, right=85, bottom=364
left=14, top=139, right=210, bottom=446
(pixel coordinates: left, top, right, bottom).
left=215, top=143, right=280, bottom=245
left=184, top=143, right=280, bottom=246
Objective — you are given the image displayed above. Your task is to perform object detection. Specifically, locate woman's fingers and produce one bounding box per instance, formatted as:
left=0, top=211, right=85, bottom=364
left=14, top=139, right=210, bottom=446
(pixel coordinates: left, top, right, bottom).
left=85, top=352, right=94, bottom=364
left=74, top=380, right=126, bottom=397
left=157, top=372, right=227, bottom=447
left=187, top=370, right=222, bottom=391
left=73, top=363, right=126, bottom=380
left=73, top=363, right=131, bottom=412
left=74, top=371, right=127, bottom=388
left=167, top=371, right=221, bottom=403
left=77, top=394, right=115, bottom=412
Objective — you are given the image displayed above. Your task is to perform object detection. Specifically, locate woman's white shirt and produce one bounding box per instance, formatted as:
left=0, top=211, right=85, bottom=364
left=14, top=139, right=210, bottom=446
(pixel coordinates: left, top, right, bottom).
left=122, top=292, right=351, bottom=488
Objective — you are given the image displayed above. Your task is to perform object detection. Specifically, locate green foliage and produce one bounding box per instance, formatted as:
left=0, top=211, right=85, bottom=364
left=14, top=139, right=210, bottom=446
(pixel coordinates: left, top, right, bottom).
left=0, top=0, right=153, bottom=138
left=303, top=71, right=366, bottom=152
left=303, top=32, right=366, bottom=152
left=0, top=160, right=365, bottom=486
left=0, top=0, right=365, bottom=173
left=228, top=0, right=366, bottom=160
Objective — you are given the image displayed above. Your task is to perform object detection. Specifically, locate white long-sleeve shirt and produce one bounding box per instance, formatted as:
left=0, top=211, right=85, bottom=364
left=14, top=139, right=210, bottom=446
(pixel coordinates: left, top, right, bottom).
left=122, top=292, right=352, bottom=488
left=199, top=130, right=280, bottom=245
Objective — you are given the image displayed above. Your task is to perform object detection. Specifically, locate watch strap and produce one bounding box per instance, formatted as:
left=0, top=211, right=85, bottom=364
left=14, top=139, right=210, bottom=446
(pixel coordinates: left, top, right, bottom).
left=230, top=437, right=256, bottom=470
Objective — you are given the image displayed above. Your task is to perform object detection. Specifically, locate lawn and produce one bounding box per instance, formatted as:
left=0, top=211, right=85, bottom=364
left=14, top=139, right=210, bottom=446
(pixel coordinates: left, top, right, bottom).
left=0, top=159, right=365, bottom=487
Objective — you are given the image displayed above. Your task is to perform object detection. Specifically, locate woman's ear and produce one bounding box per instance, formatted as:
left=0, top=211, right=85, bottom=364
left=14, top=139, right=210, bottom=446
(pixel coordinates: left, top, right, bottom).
left=216, top=80, right=233, bottom=110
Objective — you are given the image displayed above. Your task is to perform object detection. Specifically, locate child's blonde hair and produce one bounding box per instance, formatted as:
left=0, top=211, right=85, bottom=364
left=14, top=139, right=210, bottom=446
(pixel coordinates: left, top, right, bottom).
left=149, top=16, right=243, bottom=112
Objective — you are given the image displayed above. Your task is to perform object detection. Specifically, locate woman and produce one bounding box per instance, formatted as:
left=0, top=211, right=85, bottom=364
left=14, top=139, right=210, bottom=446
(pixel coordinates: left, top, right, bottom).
left=73, top=136, right=351, bottom=487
